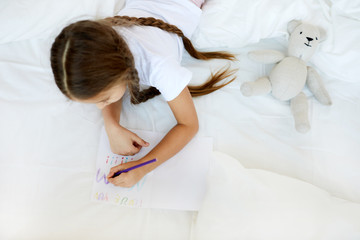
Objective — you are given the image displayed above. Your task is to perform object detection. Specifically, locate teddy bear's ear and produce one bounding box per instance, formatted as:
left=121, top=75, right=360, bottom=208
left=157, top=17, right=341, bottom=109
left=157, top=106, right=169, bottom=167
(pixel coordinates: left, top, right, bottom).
left=287, top=20, right=302, bottom=34
left=319, top=27, right=327, bottom=42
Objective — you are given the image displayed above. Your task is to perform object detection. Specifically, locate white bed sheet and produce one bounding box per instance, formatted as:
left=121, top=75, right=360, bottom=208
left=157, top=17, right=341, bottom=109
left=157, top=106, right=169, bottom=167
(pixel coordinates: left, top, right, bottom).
left=1, top=0, right=360, bottom=239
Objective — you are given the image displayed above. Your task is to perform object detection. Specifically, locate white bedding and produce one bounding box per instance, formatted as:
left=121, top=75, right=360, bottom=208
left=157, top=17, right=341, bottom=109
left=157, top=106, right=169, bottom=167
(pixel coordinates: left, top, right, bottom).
left=1, top=0, right=360, bottom=239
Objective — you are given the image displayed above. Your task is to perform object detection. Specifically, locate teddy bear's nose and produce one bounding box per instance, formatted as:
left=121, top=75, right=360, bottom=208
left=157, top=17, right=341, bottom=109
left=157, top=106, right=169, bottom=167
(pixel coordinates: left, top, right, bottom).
left=306, top=37, right=313, bottom=42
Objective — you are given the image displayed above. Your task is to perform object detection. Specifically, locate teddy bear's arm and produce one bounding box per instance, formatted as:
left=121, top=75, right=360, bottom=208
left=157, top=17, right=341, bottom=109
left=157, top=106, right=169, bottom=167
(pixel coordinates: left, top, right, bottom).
left=306, top=66, right=332, bottom=105
left=248, top=50, right=285, bottom=64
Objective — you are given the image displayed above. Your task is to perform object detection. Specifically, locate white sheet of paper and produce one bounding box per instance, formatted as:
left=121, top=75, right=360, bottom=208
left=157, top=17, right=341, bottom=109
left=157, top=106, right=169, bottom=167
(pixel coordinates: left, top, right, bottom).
left=91, top=127, right=213, bottom=211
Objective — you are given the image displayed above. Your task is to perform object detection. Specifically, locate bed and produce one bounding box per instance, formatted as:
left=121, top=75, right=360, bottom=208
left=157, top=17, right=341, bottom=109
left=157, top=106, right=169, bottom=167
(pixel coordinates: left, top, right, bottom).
left=1, top=0, right=360, bottom=239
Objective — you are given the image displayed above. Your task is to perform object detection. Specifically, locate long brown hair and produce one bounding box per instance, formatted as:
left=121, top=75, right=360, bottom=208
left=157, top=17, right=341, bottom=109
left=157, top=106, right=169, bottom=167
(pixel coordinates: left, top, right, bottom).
left=51, top=16, right=237, bottom=104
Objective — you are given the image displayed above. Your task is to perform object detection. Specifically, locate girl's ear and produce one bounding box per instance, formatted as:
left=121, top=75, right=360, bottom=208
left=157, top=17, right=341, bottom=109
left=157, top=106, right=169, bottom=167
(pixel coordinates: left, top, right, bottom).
left=287, top=20, right=302, bottom=34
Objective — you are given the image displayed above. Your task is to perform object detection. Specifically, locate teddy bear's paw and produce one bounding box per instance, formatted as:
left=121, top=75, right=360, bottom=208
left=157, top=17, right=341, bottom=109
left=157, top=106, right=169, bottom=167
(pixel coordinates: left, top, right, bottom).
left=316, top=92, right=332, bottom=106
left=295, top=122, right=311, bottom=133
left=320, top=98, right=332, bottom=106
left=240, top=82, right=253, bottom=96
left=241, top=78, right=272, bottom=97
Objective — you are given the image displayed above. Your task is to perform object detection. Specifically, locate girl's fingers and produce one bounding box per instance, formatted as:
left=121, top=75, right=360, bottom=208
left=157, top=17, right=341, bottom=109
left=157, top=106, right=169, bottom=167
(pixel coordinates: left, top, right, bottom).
left=130, top=145, right=142, bottom=155
left=107, top=171, right=123, bottom=182
left=108, top=177, right=122, bottom=186
left=126, top=136, right=149, bottom=155
left=108, top=173, right=129, bottom=187
left=107, top=161, right=136, bottom=178
left=107, top=165, right=125, bottom=178
left=132, top=134, right=149, bottom=147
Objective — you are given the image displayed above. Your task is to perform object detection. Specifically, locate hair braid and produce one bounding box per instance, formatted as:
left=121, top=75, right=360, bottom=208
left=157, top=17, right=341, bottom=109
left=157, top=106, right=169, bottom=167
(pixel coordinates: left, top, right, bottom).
left=128, top=68, right=160, bottom=104
left=104, top=15, right=237, bottom=101
left=105, top=16, right=236, bottom=61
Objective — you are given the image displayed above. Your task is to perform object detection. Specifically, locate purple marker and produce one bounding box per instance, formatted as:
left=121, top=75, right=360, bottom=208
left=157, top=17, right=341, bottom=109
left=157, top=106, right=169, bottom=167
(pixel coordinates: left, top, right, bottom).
left=111, top=158, right=157, bottom=178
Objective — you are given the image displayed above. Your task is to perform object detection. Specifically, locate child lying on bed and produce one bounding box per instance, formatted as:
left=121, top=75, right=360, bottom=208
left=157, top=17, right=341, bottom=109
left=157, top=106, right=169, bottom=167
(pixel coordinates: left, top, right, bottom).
left=50, top=0, right=235, bottom=187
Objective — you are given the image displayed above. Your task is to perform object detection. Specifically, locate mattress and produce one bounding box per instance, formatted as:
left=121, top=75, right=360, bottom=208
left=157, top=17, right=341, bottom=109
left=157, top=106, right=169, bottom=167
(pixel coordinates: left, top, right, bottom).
left=0, top=0, right=359, bottom=239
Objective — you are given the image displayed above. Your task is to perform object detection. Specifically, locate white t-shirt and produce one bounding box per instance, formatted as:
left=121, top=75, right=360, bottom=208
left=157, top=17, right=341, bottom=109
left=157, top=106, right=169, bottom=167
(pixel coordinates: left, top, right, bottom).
left=115, top=0, right=202, bottom=101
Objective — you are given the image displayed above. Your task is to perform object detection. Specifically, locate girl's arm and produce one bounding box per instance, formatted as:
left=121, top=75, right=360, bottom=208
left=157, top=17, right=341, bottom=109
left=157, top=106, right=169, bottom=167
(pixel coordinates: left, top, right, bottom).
left=102, top=99, right=149, bottom=156
left=107, top=87, right=199, bottom=187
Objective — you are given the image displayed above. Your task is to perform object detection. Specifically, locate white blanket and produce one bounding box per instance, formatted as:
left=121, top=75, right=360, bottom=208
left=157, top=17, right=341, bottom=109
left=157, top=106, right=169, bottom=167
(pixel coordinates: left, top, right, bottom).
left=195, top=152, right=360, bottom=240
left=0, top=0, right=359, bottom=239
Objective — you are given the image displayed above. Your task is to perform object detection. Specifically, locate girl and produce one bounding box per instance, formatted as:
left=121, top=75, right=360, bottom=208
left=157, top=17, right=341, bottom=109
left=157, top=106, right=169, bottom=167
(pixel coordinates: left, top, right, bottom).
left=50, top=0, right=236, bottom=188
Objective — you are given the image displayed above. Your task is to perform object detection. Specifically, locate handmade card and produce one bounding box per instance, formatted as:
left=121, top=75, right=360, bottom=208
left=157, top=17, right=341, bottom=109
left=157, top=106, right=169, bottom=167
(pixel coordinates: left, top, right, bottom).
left=91, top=127, right=213, bottom=211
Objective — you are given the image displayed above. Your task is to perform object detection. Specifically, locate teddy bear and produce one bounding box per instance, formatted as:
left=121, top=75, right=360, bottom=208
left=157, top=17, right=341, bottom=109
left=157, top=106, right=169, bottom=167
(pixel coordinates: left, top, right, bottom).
left=240, top=20, right=332, bottom=133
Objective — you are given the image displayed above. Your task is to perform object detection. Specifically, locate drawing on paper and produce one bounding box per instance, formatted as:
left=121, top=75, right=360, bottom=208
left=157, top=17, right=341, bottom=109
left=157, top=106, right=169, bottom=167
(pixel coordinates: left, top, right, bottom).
left=91, top=127, right=213, bottom=210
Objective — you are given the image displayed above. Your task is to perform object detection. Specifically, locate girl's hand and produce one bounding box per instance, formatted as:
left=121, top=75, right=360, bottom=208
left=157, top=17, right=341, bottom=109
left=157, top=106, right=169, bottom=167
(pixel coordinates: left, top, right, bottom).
left=106, top=160, right=149, bottom=188
left=107, top=125, right=149, bottom=156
